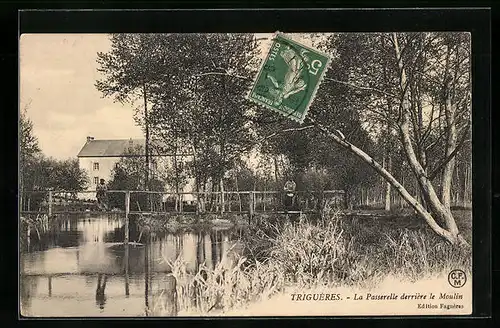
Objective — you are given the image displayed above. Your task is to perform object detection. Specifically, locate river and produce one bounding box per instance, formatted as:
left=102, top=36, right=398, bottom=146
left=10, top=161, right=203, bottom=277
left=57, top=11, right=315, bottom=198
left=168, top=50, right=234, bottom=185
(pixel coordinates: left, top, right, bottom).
left=20, top=214, right=243, bottom=317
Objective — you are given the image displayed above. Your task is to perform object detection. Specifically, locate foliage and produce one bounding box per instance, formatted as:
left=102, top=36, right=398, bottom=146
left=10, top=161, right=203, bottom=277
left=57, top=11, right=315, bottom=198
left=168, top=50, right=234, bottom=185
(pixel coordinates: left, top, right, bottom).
left=107, top=144, right=164, bottom=210
left=20, top=107, right=89, bottom=211
left=19, top=108, right=41, bottom=196
left=23, top=157, right=88, bottom=192
left=96, top=32, right=471, bottom=243
left=19, top=109, right=40, bottom=163
left=96, top=33, right=261, bottom=194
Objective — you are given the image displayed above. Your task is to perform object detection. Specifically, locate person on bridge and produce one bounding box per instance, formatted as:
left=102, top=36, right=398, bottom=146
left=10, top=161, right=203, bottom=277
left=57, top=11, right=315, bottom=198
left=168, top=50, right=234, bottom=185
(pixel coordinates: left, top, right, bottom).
left=96, top=179, right=108, bottom=211
left=283, top=179, right=296, bottom=210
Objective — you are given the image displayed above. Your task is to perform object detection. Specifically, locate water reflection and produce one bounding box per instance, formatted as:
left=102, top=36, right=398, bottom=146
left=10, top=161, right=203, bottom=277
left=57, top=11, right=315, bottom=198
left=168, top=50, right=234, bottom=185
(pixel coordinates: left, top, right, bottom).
left=20, top=215, right=242, bottom=317
left=96, top=274, right=108, bottom=310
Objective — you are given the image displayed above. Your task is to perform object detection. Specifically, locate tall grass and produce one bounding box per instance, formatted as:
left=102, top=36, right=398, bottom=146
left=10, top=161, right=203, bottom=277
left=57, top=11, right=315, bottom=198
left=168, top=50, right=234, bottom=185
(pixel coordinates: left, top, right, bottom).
left=20, top=214, right=52, bottom=252
left=149, top=210, right=472, bottom=315
left=151, top=252, right=285, bottom=315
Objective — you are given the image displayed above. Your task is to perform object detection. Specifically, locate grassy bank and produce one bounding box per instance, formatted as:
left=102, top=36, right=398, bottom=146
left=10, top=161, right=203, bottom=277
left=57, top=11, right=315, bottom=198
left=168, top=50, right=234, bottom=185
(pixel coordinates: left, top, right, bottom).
left=148, top=210, right=472, bottom=316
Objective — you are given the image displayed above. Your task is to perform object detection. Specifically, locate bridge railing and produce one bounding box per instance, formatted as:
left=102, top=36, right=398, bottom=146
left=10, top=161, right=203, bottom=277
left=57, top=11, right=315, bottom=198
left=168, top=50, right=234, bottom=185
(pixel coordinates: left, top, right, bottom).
left=19, top=189, right=346, bottom=216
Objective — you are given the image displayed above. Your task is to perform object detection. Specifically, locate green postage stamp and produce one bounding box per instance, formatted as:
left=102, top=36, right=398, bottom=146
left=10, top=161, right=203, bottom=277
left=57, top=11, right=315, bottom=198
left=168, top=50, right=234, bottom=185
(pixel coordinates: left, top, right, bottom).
left=246, top=32, right=331, bottom=123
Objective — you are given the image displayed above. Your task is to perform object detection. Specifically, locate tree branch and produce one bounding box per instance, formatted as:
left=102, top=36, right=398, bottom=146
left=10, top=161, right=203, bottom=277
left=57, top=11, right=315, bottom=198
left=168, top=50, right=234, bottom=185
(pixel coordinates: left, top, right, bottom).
left=225, top=125, right=315, bottom=164
left=258, top=125, right=315, bottom=143
left=428, top=122, right=470, bottom=180
left=324, top=77, right=397, bottom=98
left=194, top=71, right=249, bottom=80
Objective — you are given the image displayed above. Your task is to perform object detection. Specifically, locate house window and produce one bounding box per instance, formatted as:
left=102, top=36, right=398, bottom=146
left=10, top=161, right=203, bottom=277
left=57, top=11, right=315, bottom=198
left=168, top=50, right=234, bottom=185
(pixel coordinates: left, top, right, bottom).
left=93, top=162, right=100, bottom=171
left=94, top=177, right=99, bottom=185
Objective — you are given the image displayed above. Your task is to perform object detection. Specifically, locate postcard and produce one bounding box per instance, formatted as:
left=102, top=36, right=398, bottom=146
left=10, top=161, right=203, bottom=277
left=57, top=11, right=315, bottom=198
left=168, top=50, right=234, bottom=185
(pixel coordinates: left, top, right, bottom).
left=19, top=31, right=472, bottom=317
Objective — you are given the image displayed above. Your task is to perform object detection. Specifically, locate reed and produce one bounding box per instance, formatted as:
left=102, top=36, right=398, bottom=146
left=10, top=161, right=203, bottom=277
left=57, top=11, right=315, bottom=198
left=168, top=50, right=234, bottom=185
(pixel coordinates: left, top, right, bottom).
left=20, top=214, right=53, bottom=251
left=149, top=210, right=472, bottom=315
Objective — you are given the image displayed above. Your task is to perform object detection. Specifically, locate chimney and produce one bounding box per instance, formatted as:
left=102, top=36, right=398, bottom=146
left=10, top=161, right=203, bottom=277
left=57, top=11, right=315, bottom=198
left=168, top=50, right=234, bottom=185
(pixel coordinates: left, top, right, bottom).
left=87, top=136, right=94, bottom=142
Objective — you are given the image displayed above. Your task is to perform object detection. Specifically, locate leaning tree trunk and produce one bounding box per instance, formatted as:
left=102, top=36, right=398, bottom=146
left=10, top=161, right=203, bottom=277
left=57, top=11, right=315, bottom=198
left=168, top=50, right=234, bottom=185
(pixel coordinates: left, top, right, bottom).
left=309, top=116, right=463, bottom=245
left=441, top=112, right=457, bottom=210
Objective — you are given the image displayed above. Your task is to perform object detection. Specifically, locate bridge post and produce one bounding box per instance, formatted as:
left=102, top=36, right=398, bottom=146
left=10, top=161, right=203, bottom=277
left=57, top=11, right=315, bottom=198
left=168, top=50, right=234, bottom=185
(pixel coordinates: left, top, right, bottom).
left=179, top=193, right=183, bottom=213
left=48, top=191, right=53, bottom=217
left=249, top=191, right=254, bottom=224
left=125, top=240, right=130, bottom=296
left=125, top=191, right=130, bottom=246
left=195, top=192, right=200, bottom=215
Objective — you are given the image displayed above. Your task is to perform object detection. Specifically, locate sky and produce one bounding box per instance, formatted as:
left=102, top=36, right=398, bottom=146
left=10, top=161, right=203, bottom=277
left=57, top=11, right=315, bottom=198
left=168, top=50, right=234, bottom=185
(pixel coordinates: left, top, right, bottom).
left=20, top=34, right=144, bottom=160
left=19, top=33, right=319, bottom=160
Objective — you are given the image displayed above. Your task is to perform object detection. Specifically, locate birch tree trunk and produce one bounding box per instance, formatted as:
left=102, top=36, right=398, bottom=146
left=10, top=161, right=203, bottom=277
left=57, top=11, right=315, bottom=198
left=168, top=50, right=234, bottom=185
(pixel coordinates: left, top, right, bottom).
left=273, top=156, right=280, bottom=189
left=441, top=43, right=458, bottom=210
left=391, top=33, right=463, bottom=245
left=463, top=163, right=469, bottom=207
left=385, top=156, right=392, bottom=211
left=172, top=146, right=179, bottom=212
left=235, top=173, right=242, bottom=212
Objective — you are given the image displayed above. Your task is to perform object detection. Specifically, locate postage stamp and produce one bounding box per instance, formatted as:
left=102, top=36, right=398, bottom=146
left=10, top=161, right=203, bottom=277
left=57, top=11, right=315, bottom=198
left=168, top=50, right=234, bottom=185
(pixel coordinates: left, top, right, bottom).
left=246, top=32, right=331, bottom=123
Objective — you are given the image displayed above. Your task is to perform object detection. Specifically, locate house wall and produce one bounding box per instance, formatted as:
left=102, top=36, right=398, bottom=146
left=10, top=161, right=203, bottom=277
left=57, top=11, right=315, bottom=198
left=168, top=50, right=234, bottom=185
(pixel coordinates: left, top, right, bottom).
left=78, top=155, right=196, bottom=202
left=79, top=157, right=120, bottom=198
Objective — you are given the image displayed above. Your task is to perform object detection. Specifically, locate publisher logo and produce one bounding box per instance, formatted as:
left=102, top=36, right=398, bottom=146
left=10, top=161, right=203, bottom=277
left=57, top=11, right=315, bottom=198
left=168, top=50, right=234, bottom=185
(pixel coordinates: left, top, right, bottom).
left=448, top=269, right=466, bottom=288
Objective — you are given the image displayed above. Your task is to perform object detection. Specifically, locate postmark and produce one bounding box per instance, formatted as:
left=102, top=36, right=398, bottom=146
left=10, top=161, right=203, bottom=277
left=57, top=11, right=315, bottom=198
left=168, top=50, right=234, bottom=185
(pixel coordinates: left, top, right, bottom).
left=246, top=32, right=331, bottom=124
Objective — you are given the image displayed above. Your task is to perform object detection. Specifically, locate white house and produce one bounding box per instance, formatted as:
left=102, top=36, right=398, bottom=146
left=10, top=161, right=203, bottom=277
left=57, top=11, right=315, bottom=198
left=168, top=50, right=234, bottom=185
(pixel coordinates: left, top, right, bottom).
left=77, top=136, right=195, bottom=201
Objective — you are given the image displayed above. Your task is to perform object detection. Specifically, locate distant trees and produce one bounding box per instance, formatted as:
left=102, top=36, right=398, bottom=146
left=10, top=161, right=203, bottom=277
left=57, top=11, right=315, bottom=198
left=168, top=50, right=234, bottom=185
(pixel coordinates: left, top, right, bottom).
left=21, top=156, right=89, bottom=211
left=19, top=108, right=41, bottom=197
left=25, top=157, right=89, bottom=192
left=20, top=109, right=89, bottom=193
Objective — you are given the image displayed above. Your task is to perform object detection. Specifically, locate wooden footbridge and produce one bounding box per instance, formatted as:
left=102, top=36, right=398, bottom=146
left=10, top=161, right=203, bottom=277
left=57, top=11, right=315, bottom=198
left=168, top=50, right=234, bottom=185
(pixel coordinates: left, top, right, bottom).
left=19, top=189, right=347, bottom=217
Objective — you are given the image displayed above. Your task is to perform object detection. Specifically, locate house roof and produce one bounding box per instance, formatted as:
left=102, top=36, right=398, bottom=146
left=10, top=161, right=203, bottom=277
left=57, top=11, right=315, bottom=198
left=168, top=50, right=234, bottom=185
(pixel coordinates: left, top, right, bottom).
left=77, top=138, right=193, bottom=158
left=77, top=139, right=145, bottom=157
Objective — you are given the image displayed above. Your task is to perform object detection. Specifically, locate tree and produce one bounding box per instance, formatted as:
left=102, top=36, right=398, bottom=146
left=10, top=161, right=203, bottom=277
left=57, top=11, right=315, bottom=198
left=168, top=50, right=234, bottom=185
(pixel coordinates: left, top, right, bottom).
left=95, top=32, right=471, bottom=245
left=19, top=107, right=40, bottom=191
left=252, top=36, right=380, bottom=209
left=21, top=156, right=88, bottom=211
left=96, top=34, right=172, bottom=189
left=97, top=33, right=261, bottom=213
left=305, top=32, right=471, bottom=245
left=23, top=157, right=89, bottom=191
left=146, top=34, right=259, bottom=194
left=20, top=109, right=89, bottom=209
left=107, top=145, right=164, bottom=210
left=20, top=108, right=41, bottom=211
